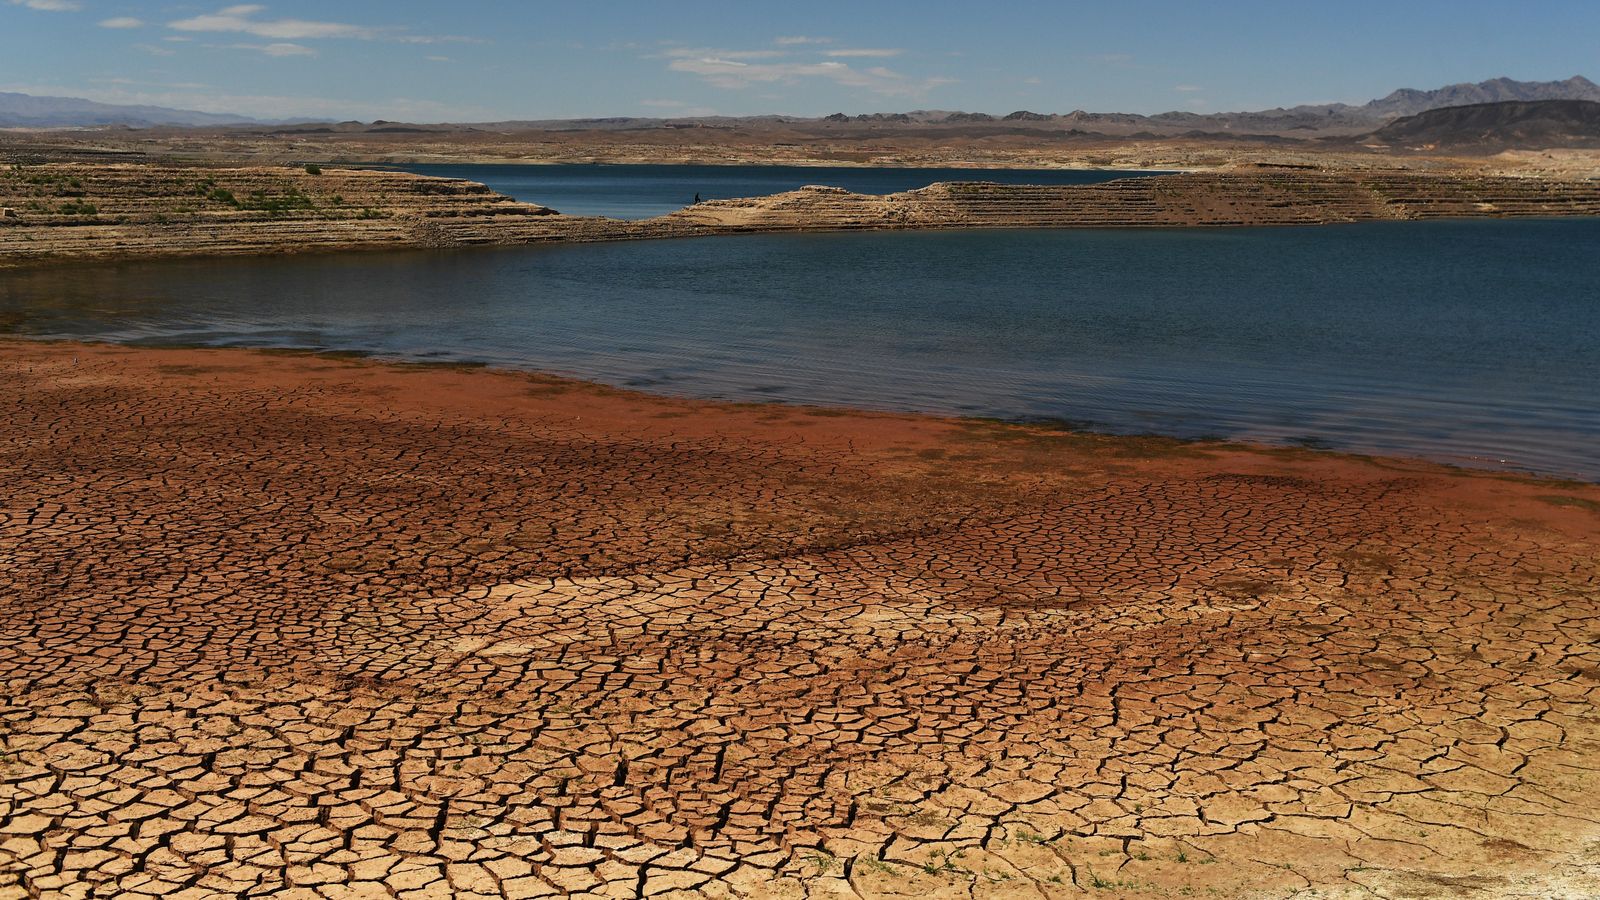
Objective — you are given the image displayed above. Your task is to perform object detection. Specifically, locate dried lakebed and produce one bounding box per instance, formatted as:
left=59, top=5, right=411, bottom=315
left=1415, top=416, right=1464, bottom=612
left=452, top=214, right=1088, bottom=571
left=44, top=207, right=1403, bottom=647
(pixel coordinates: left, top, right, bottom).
left=2, top=341, right=1599, bottom=899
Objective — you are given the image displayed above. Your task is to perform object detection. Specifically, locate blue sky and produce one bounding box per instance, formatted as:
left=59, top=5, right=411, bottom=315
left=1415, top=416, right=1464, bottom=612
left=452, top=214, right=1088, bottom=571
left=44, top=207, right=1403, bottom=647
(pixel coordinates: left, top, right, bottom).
left=4, top=1, right=1598, bottom=121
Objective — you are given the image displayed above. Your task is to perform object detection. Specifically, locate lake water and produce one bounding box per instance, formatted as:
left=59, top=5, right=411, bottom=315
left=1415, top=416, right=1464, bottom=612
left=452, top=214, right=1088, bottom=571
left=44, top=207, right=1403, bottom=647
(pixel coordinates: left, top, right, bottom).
left=4, top=218, right=1597, bottom=481
left=395, top=162, right=1168, bottom=219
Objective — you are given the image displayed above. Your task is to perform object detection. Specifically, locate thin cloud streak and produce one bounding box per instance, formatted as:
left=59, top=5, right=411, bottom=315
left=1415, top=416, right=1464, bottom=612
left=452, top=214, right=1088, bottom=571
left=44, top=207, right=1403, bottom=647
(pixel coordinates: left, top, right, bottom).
left=822, top=48, right=904, bottom=58
left=227, top=42, right=316, bottom=57
left=8, top=0, right=82, bottom=11
left=165, top=5, right=477, bottom=45
left=169, top=5, right=379, bottom=40
left=667, top=54, right=953, bottom=98
left=659, top=46, right=784, bottom=61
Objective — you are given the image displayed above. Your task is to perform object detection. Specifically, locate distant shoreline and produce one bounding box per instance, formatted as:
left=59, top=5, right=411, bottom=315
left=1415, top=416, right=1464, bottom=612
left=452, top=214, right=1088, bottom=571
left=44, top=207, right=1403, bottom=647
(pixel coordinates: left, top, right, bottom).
left=4, top=161, right=1600, bottom=270
left=10, top=333, right=1596, bottom=486
left=345, top=158, right=1200, bottom=173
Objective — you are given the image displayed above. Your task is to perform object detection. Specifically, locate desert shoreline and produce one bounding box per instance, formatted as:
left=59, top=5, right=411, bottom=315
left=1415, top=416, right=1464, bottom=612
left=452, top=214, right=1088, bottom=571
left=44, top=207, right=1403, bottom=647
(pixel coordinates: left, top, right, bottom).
left=3, top=333, right=1591, bottom=486
left=4, top=337, right=1600, bottom=897
left=5, top=161, right=1600, bottom=271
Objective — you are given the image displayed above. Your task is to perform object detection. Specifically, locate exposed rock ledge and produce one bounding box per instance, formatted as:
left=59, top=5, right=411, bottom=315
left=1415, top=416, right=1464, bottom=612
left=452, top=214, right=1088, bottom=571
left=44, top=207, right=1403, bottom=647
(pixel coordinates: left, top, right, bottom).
left=3, top=162, right=1599, bottom=267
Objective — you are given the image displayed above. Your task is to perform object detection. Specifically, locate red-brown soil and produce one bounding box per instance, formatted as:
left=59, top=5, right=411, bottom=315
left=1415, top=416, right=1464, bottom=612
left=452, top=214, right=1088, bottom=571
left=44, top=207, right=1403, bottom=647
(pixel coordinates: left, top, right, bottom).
left=2, top=340, right=1598, bottom=899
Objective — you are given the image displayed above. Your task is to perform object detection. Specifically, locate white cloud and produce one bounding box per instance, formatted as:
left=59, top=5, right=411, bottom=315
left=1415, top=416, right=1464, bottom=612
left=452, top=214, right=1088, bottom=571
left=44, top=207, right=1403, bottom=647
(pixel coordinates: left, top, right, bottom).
left=425, top=55, right=451, bottom=63
left=391, top=34, right=483, bottom=45
left=668, top=53, right=952, bottom=98
left=1175, top=84, right=1203, bottom=92
left=163, top=4, right=479, bottom=44
left=8, top=0, right=82, bottom=11
left=774, top=35, right=831, bottom=45
left=822, top=48, right=903, bottom=58
left=99, top=16, right=145, bottom=28
left=169, top=5, right=378, bottom=40
left=660, top=46, right=783, bottom=61
left=229, top=41, right=316, bottom=57
left=89, top=76, right=210, bottom=90
left=133, top=43, right=176, bottom=57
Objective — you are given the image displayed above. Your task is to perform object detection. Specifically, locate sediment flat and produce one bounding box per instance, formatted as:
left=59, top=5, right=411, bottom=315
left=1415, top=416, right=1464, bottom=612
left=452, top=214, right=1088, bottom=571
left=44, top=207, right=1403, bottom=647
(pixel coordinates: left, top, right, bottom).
left=3, top=340, right=1599, bottom=898
left=4, top=161, right=1600, bottom=267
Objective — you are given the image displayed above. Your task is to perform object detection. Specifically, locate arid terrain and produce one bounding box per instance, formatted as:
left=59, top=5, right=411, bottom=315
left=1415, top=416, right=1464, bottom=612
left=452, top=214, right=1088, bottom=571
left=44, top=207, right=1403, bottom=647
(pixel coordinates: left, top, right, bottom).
left=4, top=156, right=1600, bottom=269
left=5, top=84, right=1600, bottom=898
left=3, top=340, right=1599, bottom=898
left=10, top=119, right=1600, bottom=173
left=5, top=94, right=1600, bottom=271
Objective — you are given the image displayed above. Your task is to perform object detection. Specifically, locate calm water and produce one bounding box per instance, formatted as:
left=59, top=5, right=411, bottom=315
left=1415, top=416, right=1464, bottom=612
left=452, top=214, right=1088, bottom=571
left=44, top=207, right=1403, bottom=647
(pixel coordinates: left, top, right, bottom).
left=4, top=219, right=1598, bottom=480
left=396, top=163, right=1167, bottom=219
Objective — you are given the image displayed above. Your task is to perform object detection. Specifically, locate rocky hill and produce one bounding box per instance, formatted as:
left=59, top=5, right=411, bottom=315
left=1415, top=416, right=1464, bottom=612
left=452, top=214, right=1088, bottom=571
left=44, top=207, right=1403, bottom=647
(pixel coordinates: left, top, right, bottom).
left=1369, top=100, right=1600, bottom=149
left=1364, top=76, right=1600, bottom=118
left=0, top=92, right=257, bottom=128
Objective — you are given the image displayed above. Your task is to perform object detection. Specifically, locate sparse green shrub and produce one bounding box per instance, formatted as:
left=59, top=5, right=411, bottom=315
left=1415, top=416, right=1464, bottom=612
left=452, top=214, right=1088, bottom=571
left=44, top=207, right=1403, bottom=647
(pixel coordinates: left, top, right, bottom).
left=238, top=187, right=315, bottom=216
left=858, top=858, right=896, bottom=874
left=304, top=163, right=322, bottom=175
left=802, top=851, right=836, bottom=874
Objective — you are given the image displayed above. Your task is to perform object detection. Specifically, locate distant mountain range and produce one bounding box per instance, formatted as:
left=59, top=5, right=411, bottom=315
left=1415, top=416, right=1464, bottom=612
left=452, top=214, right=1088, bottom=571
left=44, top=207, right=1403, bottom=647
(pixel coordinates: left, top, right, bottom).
left=4, top=76, right=1599, bottom=136
left=1025, top=76, right=1600, bottom=140
left=1363, top=76, right=1600, bottom=118
left=1369, top=99, right=1600, bottom=149
left=0, top=92, right=261, bottom=128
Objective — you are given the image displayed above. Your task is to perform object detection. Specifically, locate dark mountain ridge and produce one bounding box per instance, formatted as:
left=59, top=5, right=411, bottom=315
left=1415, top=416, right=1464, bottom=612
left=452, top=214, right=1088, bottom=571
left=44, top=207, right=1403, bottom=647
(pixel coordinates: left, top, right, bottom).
left=6, top=76, right=1598, bottom=138
left=1364, top=76, right=1600, bottom=118
left=1368, top=99, right=1600, bottom=149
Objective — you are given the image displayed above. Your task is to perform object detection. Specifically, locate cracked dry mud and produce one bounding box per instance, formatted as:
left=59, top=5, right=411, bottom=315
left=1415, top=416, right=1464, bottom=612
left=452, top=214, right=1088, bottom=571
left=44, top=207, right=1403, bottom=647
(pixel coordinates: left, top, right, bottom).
left=3, top=341, right=1599, bottom=899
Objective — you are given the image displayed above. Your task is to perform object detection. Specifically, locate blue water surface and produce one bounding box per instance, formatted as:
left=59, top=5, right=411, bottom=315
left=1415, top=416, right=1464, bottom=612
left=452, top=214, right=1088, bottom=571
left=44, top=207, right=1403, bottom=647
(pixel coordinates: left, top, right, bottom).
left=4, top=215, right=1597, bottom=479
left=397, top=162, right=1168, bottom=219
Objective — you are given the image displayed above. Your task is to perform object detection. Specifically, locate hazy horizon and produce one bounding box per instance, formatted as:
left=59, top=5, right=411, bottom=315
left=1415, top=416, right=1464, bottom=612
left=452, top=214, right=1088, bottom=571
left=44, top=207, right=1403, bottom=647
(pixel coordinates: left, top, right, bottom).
left=3, top=0, right=1599, bottom=121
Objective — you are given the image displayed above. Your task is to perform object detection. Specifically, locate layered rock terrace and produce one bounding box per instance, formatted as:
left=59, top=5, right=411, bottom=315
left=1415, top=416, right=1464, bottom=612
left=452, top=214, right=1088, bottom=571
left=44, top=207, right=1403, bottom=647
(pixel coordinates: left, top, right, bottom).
left=3, top=162, right=1599, bottom=267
